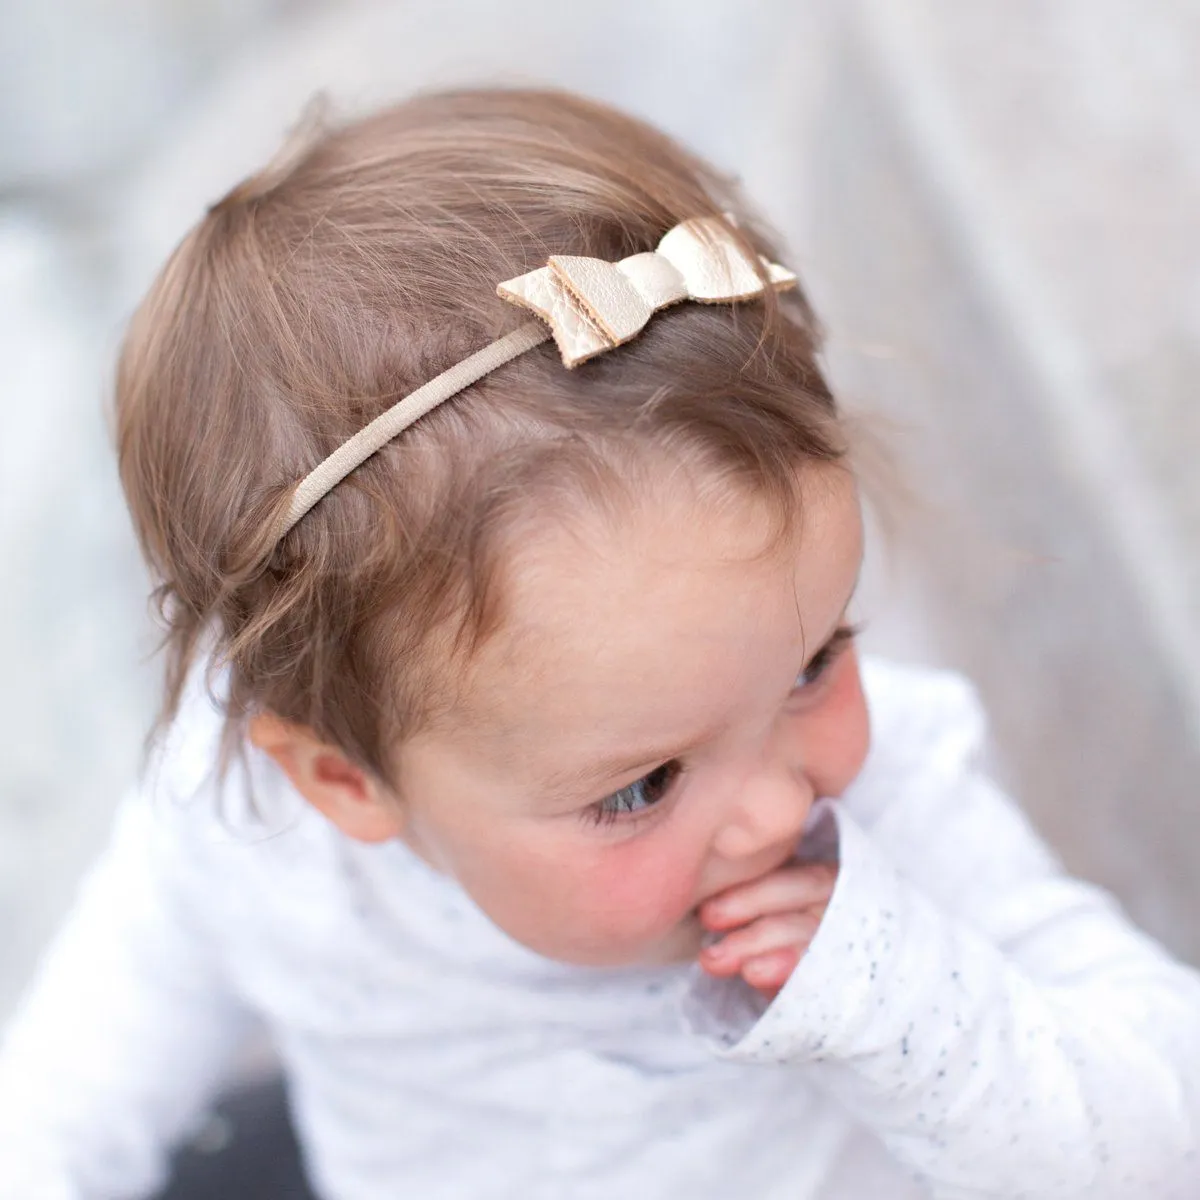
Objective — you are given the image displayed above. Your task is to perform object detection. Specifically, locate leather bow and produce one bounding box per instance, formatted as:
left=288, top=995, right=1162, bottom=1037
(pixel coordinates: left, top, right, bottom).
left=496, top=216, right=796, bottom=367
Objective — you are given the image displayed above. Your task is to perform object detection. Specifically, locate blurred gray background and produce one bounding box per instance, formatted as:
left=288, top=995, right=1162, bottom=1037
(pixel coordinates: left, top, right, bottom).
left=3, top=0, right=1199, bottom=1021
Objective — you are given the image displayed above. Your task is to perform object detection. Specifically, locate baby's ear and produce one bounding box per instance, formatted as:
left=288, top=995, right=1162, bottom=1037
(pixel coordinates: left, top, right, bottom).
left=248, top=714, right=405, bottom=843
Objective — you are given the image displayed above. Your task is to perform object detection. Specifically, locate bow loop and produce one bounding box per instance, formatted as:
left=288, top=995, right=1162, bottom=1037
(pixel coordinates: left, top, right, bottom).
left=548, top=256, right=653, bottom=344
left=498, top=216, right=796, bottom=367
left=655, top=219, right=763, bottom=302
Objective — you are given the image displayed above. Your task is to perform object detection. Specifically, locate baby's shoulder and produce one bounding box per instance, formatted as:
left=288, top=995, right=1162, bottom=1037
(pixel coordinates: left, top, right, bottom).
left=848, top=656, right=991, bottom=828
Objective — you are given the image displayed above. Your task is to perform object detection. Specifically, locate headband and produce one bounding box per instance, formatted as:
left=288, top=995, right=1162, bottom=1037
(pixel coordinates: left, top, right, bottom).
left=277, top=216, right=796, bottom=540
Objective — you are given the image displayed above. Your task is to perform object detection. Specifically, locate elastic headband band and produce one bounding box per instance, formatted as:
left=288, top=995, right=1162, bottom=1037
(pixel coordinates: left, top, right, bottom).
left=280, top=322, right=548, bottom=536
left=276, top=216, right=795, bottom=542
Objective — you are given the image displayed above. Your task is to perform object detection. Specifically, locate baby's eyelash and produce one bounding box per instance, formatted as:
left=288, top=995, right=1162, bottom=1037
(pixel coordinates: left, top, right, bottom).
left=795, top=623, right=861, bottom=690
left=585, top=761, right=681, bottom=828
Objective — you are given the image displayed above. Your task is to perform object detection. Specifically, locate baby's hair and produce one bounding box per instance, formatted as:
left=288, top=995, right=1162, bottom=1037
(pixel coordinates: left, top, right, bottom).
left=115, top=88, right=846, bottom=785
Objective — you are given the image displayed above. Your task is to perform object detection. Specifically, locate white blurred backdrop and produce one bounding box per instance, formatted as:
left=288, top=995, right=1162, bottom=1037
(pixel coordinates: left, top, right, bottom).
left=3, top=0, right=1199, bottom=1021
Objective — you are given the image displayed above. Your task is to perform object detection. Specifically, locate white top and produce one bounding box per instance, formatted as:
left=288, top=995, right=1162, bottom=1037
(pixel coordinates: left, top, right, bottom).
left=1, top=659, right=1198, bottom=1200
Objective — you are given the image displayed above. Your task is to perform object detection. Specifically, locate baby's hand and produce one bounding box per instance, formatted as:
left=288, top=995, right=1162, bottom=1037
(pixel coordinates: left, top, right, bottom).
left=697, top=862, right=838, bottom=1002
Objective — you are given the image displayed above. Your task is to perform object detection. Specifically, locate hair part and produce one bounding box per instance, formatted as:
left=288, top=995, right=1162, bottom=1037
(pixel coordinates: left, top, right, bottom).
left=116, top=87, right=845, bottom=787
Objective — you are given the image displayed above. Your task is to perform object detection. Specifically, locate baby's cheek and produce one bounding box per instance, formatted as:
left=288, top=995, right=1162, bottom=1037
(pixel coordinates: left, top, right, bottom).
left=810, top=651, right=871, bottom=797
left=574, top=832, right=704, bottom=947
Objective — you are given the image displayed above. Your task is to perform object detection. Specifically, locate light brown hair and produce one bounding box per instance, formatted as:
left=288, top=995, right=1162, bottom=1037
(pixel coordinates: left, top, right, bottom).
left=116, top=88, right=845, bottom=785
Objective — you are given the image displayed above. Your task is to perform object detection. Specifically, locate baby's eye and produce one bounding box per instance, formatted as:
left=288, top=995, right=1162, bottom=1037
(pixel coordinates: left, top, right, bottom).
left=793, top=625, right=857, bottom=692
left=588, top=761, right=680, bottom=826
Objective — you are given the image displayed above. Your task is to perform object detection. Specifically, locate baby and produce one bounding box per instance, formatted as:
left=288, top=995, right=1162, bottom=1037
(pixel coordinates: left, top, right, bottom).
left=0, top=88, right=1197, bottom=1200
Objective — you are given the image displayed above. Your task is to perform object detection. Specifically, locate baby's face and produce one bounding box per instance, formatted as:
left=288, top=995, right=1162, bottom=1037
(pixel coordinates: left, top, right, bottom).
left=396, top=466, right=868, bottom=967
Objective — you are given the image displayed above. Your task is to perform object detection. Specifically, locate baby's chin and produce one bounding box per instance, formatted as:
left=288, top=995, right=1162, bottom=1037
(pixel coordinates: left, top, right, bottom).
left=517, top=910, right=706, bottom=971
left=629, top=909, right=707, bottom=967
left=598, top=912, right=708, bottom=969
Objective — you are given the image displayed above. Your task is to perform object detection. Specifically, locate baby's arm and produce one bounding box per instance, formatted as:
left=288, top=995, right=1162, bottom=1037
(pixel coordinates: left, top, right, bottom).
left=691, top=671, right=1200, bottom=1199
left=0, top=789, right=256, bottom=1199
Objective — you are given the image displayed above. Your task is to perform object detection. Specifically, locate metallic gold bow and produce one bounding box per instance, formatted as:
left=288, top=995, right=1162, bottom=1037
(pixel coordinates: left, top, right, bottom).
left=496, top=216, right=796, bottom=368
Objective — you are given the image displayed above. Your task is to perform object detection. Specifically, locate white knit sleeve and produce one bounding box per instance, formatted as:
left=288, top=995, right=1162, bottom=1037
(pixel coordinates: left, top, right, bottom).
left=0, top=787, right=255, bottom=1200
left=687, top=666, right=1200, bottom=1198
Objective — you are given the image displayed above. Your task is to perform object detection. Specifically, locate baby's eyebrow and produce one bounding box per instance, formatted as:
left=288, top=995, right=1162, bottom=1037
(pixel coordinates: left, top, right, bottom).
left=541, top=742, right=694, bottom=797
left=810, top=612, right=857, bottom=656
left=540, top=601, right=861, bottom=799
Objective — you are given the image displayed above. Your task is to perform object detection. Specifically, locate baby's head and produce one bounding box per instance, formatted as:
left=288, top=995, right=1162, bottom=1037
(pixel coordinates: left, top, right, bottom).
left=117, top=89, right=868, bottom=968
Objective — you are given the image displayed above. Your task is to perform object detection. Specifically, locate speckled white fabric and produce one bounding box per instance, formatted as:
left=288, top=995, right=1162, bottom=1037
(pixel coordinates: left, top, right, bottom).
left=1, top=659, right=1197, bottom=1199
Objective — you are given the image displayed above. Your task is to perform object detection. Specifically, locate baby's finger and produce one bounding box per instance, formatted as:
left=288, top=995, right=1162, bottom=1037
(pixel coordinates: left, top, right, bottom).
left=742, top=948, right=801, bottom=997
left=699, top=909, right=822, bottom=977
left=700, top=862, right=837, bottom=931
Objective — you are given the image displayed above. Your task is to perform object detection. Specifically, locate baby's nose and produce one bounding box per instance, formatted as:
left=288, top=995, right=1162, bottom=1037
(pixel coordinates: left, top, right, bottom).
left=711, top=772, right=813, bottom=861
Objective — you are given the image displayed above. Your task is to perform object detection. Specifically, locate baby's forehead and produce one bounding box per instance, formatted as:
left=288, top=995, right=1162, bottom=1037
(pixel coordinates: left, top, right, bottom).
left=450, top=469, right=862, bottom=736
left=490, top=481, right=794, bottom=625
